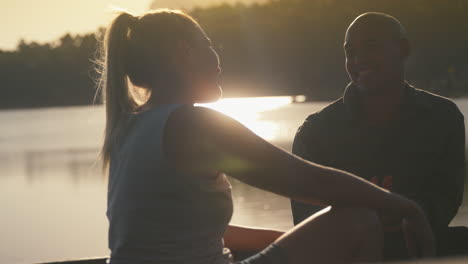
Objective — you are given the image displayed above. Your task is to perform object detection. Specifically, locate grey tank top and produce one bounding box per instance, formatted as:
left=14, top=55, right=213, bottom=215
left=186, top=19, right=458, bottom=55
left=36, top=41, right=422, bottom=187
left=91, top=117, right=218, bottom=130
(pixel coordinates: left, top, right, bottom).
left=107, top=104, right=234, bottom=264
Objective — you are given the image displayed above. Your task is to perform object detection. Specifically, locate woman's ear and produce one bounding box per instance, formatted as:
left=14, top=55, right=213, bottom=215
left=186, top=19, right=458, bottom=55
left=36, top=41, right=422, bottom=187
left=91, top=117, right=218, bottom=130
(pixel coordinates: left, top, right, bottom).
left=173, top=40, right=193, bottom=67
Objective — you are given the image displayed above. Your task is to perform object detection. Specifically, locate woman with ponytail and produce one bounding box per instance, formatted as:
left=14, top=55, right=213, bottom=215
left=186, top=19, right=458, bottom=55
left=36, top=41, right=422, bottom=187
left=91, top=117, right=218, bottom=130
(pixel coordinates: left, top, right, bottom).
left=98, top=9, right=434, bottom=264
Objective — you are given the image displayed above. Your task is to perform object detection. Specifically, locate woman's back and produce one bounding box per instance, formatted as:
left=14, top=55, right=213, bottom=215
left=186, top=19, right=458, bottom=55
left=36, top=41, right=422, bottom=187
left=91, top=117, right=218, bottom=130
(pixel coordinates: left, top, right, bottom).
left=107, top=104, right=233, bottom=264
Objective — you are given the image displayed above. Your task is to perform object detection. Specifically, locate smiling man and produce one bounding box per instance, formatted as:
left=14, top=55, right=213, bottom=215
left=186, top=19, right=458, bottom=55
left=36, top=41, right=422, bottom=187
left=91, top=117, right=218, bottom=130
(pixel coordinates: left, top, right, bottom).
left=290, top=12, right=465, bottom=260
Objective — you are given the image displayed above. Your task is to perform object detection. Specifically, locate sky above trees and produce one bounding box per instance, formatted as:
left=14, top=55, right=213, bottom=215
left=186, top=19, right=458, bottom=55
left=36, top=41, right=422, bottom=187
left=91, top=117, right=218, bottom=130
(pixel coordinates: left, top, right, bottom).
left=1, top=0, right=262, bottom=51
left=2, top=0, right=467, bottom=109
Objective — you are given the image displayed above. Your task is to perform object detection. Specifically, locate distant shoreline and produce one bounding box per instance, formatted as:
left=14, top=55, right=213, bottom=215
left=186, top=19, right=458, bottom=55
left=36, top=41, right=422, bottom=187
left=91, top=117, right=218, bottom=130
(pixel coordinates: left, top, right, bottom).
left=2, top=94, right=468, bottom=111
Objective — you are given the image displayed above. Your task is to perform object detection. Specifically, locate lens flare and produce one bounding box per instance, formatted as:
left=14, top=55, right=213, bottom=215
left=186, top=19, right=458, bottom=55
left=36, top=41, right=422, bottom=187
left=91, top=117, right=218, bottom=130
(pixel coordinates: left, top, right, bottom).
left=198, top=96, right=293, bottom=140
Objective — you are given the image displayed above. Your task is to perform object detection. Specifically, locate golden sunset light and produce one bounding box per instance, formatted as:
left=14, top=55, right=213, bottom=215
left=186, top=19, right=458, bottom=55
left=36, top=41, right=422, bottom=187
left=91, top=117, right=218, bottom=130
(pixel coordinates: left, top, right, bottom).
left=1, top=0, right=264, bottom=50
left=2, top=1, right=468, bottom=263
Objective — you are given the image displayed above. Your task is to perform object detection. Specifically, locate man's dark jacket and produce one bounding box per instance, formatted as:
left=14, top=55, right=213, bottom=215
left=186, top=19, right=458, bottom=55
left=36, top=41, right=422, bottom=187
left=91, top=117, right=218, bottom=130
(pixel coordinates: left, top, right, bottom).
left=291, top=83, right=465, bottom=241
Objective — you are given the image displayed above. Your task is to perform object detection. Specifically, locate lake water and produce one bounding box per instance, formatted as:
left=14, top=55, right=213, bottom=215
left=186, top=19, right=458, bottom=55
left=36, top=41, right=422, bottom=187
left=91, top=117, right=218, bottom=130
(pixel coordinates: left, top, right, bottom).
left=1, top=97, right=468, bottom=264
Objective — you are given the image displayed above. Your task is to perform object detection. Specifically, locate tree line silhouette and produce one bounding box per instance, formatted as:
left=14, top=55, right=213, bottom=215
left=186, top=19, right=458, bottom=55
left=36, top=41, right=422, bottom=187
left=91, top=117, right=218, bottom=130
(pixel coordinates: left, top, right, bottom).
left=1, top=0, right=467, bottom=109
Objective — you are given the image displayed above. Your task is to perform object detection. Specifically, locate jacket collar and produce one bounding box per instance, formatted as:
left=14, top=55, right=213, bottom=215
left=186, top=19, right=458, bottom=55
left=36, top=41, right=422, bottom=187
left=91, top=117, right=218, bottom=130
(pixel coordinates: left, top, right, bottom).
left=342, top=81, right=417, bottom=123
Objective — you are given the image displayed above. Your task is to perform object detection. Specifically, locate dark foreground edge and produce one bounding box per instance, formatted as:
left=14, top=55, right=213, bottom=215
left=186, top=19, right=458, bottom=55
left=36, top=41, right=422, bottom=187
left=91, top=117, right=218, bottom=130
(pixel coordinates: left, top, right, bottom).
left=35, top=256, right=468, bottom=264
left=36, top=257, right=107, bottom=264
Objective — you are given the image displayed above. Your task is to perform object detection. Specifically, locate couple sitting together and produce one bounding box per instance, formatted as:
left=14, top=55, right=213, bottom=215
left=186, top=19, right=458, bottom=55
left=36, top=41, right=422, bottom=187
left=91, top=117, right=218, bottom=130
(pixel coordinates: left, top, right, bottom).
left=99, top=8, right=465, bottom=264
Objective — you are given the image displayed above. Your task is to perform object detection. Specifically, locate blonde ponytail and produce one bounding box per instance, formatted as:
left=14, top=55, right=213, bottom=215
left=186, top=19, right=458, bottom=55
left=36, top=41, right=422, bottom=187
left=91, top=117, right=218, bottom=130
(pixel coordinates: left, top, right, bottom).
left=98, top=12, right=138, bottom=169
left=96, top=9, right=206, bottom=171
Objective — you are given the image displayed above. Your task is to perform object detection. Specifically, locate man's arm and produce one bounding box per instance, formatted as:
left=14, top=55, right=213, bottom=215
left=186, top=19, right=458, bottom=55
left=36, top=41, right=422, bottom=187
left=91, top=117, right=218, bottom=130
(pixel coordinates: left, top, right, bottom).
left=411, top=108, right=465, bottom=235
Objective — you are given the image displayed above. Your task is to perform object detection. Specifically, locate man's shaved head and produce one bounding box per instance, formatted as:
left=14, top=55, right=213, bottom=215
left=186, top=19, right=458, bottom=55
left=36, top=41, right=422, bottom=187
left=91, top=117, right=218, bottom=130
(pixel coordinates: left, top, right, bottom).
left=344, top=12, right=410, bottom=95
left=346, top=12, right=407, bottom=42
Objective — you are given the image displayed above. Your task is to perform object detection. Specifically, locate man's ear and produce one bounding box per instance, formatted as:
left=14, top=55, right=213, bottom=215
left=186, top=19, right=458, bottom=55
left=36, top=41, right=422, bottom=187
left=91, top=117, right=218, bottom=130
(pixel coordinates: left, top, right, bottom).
left=399, top=38, right=411, bottom=61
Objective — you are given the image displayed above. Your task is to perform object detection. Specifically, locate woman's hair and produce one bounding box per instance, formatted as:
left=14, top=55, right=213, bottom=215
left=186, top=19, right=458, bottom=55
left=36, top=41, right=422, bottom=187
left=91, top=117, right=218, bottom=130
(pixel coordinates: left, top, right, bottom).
left=96, top=9, right=204, bottom=168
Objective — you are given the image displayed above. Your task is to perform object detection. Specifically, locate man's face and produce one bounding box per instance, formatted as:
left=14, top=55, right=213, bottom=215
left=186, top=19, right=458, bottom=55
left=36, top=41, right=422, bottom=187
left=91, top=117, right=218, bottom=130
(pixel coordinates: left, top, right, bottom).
left=344, top=21, right=405, bottom=94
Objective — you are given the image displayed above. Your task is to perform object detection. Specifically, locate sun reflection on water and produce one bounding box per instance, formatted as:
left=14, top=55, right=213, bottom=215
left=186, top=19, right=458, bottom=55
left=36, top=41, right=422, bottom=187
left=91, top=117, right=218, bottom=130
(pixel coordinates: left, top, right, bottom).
left=199, top=96, right=293, bottom=140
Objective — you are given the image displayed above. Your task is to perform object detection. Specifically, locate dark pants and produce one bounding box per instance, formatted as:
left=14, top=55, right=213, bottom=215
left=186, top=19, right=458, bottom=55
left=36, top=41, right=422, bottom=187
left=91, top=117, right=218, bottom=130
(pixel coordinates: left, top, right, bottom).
left=437, top=226, right=468, bottom=257
left=384, top=226, right=468, bottom=261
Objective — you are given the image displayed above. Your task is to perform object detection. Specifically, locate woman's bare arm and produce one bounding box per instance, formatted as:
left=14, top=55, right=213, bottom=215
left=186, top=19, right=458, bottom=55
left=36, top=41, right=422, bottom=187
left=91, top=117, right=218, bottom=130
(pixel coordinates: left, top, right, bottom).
left=166, top=106, right=402, bottom=213
left=164, top=105, right=434, bottom=256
